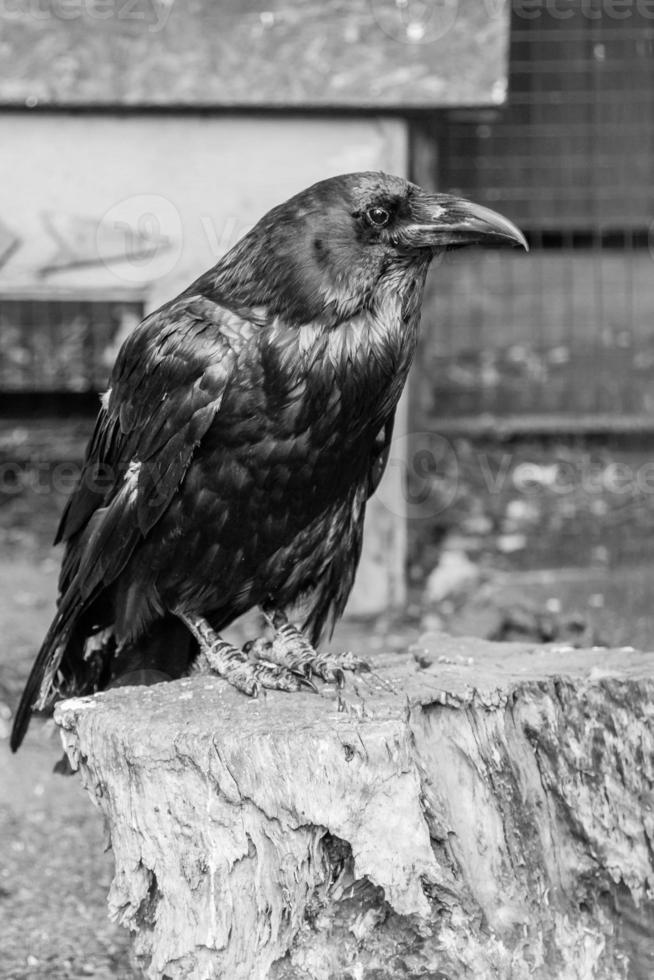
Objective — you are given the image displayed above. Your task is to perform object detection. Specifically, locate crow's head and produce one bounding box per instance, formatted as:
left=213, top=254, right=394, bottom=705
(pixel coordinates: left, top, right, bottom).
left=209, top=172, right=527, bottom=327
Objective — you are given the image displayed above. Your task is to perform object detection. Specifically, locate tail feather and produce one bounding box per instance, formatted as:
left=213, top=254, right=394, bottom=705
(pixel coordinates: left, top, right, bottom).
left=11, top=604, right=194, bottom=752
left=10, top=603, right=77, bottom=753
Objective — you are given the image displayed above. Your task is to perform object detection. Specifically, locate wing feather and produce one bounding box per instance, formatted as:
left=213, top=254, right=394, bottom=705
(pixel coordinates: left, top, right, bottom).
left=56, top=296, right=253, bottom=593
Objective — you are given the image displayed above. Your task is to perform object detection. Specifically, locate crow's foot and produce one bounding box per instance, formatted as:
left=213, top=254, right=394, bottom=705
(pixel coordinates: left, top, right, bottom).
left=261, top=608, right=370, bottom=686
left=177, top=611, right=306, bottom=696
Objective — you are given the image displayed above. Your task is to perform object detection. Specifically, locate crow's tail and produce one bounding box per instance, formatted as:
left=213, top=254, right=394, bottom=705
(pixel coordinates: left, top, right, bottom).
left=9, top=602, right=78, bottom=753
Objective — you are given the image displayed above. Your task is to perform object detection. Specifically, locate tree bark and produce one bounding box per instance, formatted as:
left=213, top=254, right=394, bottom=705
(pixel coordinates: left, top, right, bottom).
left=54, top=635, right=654, bottom=980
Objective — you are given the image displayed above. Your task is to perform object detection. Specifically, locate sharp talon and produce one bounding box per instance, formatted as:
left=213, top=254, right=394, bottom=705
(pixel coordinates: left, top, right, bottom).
left=243, top=676, right=262, bottom=698
left=253, top=609, right=368, bottom=692
left=299, top=675, right=319, bottom=694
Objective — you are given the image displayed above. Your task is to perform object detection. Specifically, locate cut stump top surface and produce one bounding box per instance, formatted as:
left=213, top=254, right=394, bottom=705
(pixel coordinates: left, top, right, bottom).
left=55, top=633, right=654, bottom=744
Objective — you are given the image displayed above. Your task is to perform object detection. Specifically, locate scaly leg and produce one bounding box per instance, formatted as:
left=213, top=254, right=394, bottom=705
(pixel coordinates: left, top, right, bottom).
left=260, top=607, right=370, bottom=685
left=177, top=611, right=307, bottom=696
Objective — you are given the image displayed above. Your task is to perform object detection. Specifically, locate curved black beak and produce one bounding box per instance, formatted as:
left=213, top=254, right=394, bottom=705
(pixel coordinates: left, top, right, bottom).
left=397, top=195, right=529, bottom=252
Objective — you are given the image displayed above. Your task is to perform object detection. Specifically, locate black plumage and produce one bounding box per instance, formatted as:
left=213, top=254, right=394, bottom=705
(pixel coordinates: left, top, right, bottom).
left=11, top=171, right=526, bottom=751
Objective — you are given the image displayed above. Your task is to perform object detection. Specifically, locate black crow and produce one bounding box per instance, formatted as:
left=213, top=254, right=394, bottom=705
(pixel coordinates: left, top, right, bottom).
left=11, top=171, right=526, bottom=751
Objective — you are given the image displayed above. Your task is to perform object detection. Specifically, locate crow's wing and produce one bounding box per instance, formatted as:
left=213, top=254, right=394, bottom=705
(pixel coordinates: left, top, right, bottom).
left=57, top=295, right=255, bottom=600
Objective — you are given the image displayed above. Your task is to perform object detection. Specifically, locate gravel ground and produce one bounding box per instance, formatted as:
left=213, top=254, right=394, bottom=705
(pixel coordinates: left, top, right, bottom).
left=1, top=737, right=137, bottom=980
left=0, top=560, right=137, bottom=980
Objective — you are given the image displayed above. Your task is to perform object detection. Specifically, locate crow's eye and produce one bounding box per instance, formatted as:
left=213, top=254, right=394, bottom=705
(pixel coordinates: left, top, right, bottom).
left=366, top=207, right=390, bottom=227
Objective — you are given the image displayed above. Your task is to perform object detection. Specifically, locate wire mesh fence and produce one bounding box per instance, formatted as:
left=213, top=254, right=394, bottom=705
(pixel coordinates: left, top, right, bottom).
left=419, top=0, right=654, bottom=424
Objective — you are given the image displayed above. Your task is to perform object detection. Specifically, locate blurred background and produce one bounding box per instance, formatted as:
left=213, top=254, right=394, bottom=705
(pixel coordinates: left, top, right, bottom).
left=2, top=1, right=654, bottom=647
left=0, top=2, right=654, bottom=973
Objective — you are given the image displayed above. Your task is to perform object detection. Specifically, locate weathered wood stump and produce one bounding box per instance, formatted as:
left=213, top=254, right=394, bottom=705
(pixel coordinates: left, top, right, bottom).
left=54, top=635, right=654, bottom=980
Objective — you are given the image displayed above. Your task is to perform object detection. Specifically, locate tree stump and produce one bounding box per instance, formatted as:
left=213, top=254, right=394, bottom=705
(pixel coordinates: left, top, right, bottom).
left=54, top=635, right=654, bottom=980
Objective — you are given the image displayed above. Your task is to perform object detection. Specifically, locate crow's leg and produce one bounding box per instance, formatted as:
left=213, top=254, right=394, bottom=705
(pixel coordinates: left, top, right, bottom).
left=260, top=607, right=370, bottom=685
left=176, top=611, right=306, bottom=695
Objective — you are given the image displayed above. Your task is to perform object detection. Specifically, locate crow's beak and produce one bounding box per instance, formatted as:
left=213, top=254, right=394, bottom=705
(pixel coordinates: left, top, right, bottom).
left=397, top=196, right=529, bottom=252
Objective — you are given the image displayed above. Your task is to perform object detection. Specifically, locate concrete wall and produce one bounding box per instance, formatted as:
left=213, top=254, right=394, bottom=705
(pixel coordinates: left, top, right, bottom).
left=0, top=112, right=410, bottom=615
